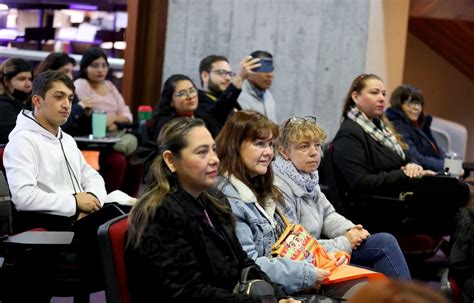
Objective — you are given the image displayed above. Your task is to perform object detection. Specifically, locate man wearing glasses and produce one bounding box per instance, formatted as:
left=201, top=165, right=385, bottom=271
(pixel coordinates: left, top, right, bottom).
left=238, top=50, right=277, bottom=122
left=197, top=55, right=257, bottom=119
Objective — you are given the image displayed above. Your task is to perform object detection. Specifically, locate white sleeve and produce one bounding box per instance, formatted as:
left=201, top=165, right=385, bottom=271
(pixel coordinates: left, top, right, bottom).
left=4, top=136, right=77, bottom=216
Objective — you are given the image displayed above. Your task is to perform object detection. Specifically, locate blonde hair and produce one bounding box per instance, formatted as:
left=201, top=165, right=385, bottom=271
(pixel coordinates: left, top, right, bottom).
left=277, top=118, right=327, bottom=151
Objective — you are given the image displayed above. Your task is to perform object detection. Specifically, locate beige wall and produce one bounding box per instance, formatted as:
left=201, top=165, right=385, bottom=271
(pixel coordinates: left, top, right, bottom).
left=403, top=33, right=474, bottom=162
left=365, top=0, right=410, bottom=101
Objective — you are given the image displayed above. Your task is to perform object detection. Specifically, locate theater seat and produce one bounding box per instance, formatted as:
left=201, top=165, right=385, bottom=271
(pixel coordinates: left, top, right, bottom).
left=98, top=214, right=130, bottom=303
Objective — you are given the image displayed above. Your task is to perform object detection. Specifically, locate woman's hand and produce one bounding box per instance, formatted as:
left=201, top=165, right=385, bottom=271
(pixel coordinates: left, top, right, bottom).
left=326, top=252, right=349, bottom=266
left=401, top=163, right=424, bottom=178
left=421, top=169, right=436, bottom=176
left=106, top=116, right=118, bottom=132
left=345, top=224, right=370, bottom=249
left=78, top=97, right=94, bottom=116
left=316, top=267, right=331, bottom=282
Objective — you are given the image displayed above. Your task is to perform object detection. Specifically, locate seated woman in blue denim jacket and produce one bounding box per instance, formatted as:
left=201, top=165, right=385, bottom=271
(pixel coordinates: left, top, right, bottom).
left=216, top=110, right=366, bottom=299
left=126, top=117, right=296, bottom=303
left=273, top=116, right=411, bottom=280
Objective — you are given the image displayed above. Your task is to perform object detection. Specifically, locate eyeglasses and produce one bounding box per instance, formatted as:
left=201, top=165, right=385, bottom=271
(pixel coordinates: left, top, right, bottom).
left=174, top=87, right=198, bottom=99
left=210, top=69, right=235, bottom=77
left=89, top=63, right=108, bottom=70
left=404, top=99, right=423, bottom=107
left=283, top=116, right=317, bottom=129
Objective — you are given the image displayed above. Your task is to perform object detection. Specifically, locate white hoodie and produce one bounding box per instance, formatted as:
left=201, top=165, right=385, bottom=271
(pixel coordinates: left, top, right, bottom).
left=4, top=110, right=106, bottom=217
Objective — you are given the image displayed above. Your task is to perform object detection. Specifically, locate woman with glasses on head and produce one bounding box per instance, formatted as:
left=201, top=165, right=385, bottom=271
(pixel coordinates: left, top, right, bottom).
left=216, top=110, right=366, bottom=300
left=332, top=74, right=469, bottom=235
left=0, top=58, right=33, bottom=144
left=385, top=85, right=444, bottom=172
left=273, top=116, right=410, bottom=280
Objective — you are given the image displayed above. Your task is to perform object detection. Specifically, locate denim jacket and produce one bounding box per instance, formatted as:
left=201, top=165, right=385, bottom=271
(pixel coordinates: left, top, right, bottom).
left=273, top=163, right=354, bottom=253
left=217, top=174, right=318, bottom=294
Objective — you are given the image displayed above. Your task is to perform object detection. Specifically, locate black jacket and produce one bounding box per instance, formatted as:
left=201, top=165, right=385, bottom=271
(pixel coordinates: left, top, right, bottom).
left=125, top=187, right=284, bottom=303
left=197, top=83, right=242, bottom=116
left=0, top=94, right=24, bottom=144
left=385, top=107, right=444, bottom=171
left=332, top=118, right=410, bottom=198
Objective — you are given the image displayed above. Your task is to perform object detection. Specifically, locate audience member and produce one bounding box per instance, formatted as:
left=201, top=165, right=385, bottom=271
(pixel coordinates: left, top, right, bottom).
left=237, top=50, right=277, bottom=121
left=3, top=71, right=106, bottom=301
left=34, top=52, right=93, bottom=136
left=0, top=58, right=33, bottom=143
left=332, top=73, right=470, bottom=234
left=126, top=117, right=293, bottom=303
left=74, top=47, right=139, bottom=195
left=153, top=55, right=257, bottom=140
left=74, top=47, right=132, bottom=132
left=386, top=84, right=444, bottom=172
left=216, top=110, right=365, bottom=299
left=197, top=54, right=242, bottom=114
left=273, top=116, right=411, bottom=280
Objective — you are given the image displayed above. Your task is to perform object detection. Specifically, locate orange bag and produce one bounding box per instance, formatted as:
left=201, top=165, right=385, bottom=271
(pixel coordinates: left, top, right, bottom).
left=271, top=209, right=387, bottom=285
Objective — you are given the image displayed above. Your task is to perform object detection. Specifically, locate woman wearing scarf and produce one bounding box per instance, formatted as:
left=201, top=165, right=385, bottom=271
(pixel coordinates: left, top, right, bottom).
left=332, top=74, right=469, bottom=235
left=273, top=116, right=410, bottom=280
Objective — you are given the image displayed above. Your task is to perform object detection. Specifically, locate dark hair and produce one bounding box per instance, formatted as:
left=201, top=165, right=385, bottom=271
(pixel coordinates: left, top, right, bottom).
left=34, top=52, right=76, bottom=76
left=390, top=84, right=424, bottom=109
left=0, top=58, right=33, bottom=96
left=216, top=110, right=283, bottom=206
left=341, top=73, right=383, bottom=118
left=250, top=50, right=273, bottom=60
left=198, top=55, right=229, bottom=86
left=78, top=47, right=109, bottom=79
left=128, top=117, right=234, bottom=247
left=32, top=71, right=75, bottom=100
left=341, top=73, right=408, bottom=149
left=154, top=74, right=197, bottom=117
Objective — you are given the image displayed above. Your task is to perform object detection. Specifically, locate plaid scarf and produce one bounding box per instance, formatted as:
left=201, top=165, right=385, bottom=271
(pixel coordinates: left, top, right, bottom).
left=347, top=106, right=405, bottom=160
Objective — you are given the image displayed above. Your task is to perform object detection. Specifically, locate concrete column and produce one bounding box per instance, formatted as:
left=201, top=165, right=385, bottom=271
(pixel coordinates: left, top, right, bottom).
left=163, top=0, right=370, bottom=138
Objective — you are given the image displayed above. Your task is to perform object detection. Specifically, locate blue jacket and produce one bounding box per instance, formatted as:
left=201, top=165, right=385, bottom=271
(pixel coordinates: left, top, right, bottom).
left=386, top=107, right=444, bottom=171
left=217, top=174, right=318, bottom=294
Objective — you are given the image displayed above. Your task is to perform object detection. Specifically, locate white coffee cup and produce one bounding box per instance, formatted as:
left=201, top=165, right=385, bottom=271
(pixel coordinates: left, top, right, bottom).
left=444, top=152, right=463, bottom=177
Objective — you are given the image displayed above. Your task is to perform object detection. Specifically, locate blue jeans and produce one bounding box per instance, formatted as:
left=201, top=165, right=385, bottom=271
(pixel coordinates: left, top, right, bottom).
left=350, top=232, right=411, bottom=280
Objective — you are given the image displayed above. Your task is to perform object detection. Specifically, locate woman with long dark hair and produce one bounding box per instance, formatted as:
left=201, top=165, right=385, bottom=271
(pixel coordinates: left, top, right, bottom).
left=126, top=117, right=293, bottom=302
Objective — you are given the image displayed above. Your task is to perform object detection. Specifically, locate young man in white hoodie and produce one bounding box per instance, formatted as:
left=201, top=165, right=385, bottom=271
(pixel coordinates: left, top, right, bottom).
left=2, top=71, right=107, bottom=302
left=4, top=70, right=106, bottom=232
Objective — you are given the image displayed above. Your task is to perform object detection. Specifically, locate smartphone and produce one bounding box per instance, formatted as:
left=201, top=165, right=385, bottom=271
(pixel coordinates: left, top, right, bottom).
left=253, top=58, right=274, bottom=73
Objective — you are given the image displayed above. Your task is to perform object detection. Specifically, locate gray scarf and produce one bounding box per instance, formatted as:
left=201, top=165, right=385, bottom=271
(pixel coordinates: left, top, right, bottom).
left=274, top=155, right=319, bottom=201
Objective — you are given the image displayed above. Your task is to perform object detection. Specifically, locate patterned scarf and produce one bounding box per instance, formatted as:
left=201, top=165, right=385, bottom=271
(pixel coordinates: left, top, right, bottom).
left=347, top=106, right=405, bottom=160
left=274, top=155, right=319, bottom=201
